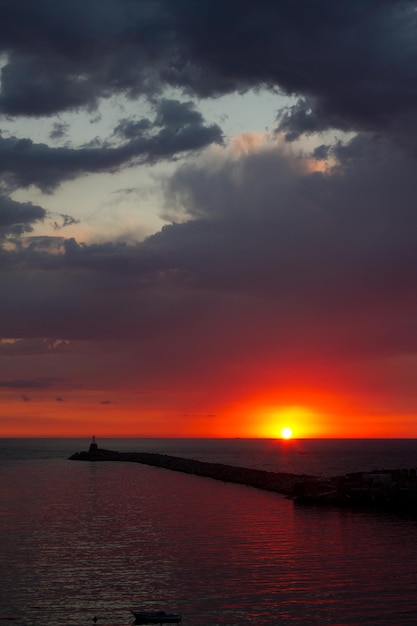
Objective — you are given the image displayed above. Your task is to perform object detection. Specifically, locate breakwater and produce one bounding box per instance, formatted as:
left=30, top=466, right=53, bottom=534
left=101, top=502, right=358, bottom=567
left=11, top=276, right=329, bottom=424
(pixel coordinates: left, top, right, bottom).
left=69, top=445, right=314, bottom=496
left=69, top=444, right=417, bottom=512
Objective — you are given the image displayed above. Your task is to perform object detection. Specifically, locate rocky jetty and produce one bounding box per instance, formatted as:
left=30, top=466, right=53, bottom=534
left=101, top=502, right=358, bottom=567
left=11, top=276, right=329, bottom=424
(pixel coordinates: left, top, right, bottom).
left=293, top=468, right=417, bottom=511
left=69, top=444, right=313, bottom=496
left=69, top=442, right=417, bottom=511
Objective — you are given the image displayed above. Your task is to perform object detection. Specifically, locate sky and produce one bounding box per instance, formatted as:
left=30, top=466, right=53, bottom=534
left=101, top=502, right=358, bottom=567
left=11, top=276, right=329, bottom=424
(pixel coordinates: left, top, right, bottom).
left=1, top=0, right=417, bottom=438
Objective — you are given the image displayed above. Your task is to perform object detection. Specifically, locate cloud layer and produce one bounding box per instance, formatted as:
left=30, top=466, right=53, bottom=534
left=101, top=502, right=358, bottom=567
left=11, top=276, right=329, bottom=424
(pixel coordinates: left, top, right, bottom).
left=2, top=1, right=417, bottom=136
left=1, top=0, right=417, bottom=435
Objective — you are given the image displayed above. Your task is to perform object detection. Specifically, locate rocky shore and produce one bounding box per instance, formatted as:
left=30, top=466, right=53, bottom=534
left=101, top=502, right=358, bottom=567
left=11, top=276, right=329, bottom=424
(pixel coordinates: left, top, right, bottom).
left=69, top=443, right=417, bottom=511
left=293, top=468, right=417, bottom=511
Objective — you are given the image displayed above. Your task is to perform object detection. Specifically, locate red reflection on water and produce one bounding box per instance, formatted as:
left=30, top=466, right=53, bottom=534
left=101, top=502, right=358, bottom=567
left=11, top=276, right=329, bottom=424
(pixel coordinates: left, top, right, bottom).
left=2, top=456, right=417, bottom=625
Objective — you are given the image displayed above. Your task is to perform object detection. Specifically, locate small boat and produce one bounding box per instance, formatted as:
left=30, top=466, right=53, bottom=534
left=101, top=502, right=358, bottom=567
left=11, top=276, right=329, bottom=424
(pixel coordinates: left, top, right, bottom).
left=131, top=610, right=181, bottom=624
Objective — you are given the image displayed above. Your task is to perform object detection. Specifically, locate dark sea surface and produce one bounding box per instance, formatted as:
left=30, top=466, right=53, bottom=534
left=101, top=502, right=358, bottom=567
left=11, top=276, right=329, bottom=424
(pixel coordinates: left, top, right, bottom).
left=1, top=438, right=417, bottom=625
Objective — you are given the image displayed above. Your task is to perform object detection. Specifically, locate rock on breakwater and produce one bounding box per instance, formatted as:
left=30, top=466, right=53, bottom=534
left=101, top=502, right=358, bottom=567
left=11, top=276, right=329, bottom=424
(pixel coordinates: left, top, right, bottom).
left=69, top=446, right=314, bottom=497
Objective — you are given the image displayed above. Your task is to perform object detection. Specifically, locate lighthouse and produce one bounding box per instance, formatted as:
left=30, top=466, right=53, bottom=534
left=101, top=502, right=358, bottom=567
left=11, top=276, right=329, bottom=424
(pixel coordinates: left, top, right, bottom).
left=89, top=435, right=98, bottom=453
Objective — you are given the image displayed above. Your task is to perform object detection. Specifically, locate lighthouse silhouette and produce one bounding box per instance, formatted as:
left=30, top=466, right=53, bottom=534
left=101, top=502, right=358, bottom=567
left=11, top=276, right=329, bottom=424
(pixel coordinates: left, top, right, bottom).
left=89, top=435, right=98, bottom=453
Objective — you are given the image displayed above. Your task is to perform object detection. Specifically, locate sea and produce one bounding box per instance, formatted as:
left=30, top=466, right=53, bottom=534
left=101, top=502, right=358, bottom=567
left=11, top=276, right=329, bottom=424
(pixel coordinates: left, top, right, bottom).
left=2, top=438, right=417, bottom=626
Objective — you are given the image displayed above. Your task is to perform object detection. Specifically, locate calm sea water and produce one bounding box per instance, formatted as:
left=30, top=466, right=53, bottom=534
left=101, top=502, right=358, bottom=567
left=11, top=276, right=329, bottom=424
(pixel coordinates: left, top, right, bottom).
left=1, top=438, right=417, bottom=626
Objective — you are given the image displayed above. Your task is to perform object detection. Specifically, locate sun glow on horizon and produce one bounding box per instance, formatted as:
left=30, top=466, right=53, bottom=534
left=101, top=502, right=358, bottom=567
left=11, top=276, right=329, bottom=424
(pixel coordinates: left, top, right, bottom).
left=280, top=426, right=293, bottom=439
left=252, top=404, right=322, bottom=438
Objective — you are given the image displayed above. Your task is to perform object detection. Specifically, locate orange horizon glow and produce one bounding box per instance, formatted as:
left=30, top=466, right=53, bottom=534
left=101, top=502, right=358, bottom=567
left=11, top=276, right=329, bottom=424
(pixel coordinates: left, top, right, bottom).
left=2, top=391, right=417, bottom=438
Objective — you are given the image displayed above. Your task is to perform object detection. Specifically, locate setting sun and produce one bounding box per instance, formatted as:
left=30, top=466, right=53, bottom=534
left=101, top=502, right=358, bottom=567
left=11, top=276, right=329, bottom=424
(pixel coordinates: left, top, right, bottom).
left=280, top=426, right=293, bottom=439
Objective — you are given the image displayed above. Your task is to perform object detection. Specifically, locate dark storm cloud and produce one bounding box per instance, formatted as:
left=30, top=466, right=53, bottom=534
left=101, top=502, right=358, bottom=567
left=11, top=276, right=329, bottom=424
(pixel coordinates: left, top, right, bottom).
left=114, top=118, right=152, bottom=140
left=1, top=0, right=417, bottom=373
left=4, top=134, right=417, bottom=299
left=153, top=0, right=417, bottom=142
left=49, top=122, right=70, bottom=141
left=1, top=0, right=417, bottom=143
left=1, top=133, right=417, bottom=364
left=276, top=98, right=354, bottom=142
left=111, top=98, right=224, bottom=163
left=0, top=0, right=171, bottom=115
left=0, top=194, right=45, bottom=238
left=0, top=100, right=222, bottom=191
left=114, top=99, right=212, bottom=143
left=160, top=135, right=417, bottom=308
